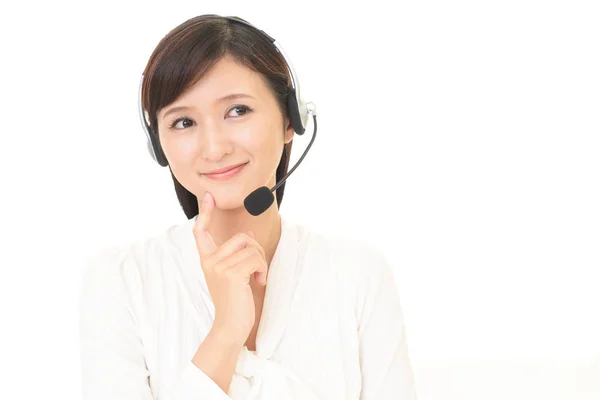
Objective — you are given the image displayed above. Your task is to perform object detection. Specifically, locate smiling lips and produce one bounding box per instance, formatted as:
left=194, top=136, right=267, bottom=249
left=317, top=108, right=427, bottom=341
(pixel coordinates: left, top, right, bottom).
left=202, top=162, right=248, bottom=181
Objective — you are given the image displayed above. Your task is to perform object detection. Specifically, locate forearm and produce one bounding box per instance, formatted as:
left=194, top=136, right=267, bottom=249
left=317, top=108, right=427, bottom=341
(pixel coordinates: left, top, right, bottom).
left=191, top=327, right=243, bottom=395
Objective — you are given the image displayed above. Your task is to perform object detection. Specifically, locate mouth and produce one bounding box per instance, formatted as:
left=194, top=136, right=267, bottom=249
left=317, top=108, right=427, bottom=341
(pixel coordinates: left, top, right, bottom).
left=202, top=162, right=248, bottom=181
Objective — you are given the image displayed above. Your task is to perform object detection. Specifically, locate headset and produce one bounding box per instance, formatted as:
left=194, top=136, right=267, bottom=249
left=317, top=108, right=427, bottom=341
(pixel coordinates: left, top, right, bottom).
left=137, top=15, right=317, bottom=216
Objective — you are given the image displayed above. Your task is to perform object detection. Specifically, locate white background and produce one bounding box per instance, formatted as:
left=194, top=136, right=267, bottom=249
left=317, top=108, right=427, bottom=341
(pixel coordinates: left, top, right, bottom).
left=0, top=0, right=598, bottom=399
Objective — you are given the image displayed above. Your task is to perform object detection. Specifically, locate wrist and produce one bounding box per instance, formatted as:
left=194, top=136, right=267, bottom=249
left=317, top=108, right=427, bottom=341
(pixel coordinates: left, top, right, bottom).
left=209, top=324, right=246, bottom=349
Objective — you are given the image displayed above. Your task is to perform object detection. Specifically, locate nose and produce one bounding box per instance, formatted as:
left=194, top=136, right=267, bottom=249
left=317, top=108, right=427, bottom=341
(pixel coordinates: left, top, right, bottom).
left=198, top=121, right=233, bottom=161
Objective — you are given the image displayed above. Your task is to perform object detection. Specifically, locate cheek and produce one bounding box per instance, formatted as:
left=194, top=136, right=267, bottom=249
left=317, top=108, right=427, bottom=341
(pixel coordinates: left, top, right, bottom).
left=253, top=118, right=284, bottom=150
left=247, top=132, right=283, bottom=169
left=163, top=138, right=199, bottom=193
left=237, top=121, right=280, bottom=151
left=162, top=136, right=198, bottom=164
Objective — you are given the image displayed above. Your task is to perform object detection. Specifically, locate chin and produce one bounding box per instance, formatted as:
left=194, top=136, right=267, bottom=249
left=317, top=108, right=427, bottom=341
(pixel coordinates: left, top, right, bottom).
left=213, top=195, right=245, bottom=210
left=207, top=184, right=254, bottom=211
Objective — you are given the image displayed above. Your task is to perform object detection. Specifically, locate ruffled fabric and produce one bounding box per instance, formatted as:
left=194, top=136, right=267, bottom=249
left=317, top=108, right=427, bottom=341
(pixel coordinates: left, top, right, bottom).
left=228, top=347, right=319, bottom=399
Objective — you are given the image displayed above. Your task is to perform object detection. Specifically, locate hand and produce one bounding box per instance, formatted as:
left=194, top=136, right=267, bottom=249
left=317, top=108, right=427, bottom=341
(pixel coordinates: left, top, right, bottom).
left=193, top=192, right=268, bottom=344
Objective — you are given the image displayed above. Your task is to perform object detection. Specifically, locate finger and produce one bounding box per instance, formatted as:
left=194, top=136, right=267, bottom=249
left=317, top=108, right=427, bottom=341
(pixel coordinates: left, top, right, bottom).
left=253, top=266, right=268, bottom=286
left=251, top=256, right=269, bottom=286
left=214, top=246, right=260, bottom=272
left=193, top=192, right=217, bottom=259
left=246, top=231, right=266, bottom=261
left=229, top=254, right=268, bottom=285
left=211, top=232, right=263, bottom=262
left=230, top=240, right=268, bottom=286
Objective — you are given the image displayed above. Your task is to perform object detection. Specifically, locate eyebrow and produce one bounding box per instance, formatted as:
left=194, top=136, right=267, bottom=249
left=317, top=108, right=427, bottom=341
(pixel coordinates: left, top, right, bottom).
left=161, top=93, right=256, bottom=120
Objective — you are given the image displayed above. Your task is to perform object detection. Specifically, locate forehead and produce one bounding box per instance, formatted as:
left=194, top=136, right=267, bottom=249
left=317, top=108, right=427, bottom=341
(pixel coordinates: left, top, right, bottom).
left=180, top=56, right=268, bottom=103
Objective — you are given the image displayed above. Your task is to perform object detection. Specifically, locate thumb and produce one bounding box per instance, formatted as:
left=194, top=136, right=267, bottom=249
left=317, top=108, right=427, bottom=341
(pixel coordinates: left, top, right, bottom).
left=193, top=192, right=217, bottom=259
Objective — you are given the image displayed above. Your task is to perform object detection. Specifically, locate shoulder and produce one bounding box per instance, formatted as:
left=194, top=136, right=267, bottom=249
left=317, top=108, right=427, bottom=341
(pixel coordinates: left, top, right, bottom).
left=79, top=218, right=193, bottom=297
left=288, top=218, right=389, bottom=279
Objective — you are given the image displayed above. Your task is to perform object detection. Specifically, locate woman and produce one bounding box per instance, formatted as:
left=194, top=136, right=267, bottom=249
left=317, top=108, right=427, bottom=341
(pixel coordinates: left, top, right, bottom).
left=79, top=14, right=417, bottom=400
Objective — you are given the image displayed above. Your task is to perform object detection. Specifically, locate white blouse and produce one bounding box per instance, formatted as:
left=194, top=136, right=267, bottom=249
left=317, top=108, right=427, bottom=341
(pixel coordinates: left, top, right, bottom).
left=78, top=215, right=417, bottom=399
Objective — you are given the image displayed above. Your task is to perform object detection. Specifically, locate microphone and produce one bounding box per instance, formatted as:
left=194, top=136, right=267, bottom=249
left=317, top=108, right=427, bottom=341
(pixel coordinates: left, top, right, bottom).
left=244, top=114, right=317, bottom=216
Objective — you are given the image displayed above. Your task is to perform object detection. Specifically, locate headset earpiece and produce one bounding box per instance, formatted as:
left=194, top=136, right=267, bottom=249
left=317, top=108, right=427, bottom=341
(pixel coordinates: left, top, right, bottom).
left=138, top=90, right=169, bottom=167
left=147, top=129, right=169, bottom=167
left=287, top=90, right=306, bottom=135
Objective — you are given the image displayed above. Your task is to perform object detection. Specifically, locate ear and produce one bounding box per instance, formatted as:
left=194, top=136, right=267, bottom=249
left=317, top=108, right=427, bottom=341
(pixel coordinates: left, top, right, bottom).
left=284, top=118, right=295, bottom=144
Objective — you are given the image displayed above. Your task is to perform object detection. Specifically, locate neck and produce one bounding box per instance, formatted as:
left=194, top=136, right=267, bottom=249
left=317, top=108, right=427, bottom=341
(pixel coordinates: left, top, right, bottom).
left=205, top=201, right=282, bottom=267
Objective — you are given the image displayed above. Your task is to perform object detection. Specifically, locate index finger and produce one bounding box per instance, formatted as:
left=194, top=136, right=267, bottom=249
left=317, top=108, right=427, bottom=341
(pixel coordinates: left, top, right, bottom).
left=193, top=191, right=217, bottom=259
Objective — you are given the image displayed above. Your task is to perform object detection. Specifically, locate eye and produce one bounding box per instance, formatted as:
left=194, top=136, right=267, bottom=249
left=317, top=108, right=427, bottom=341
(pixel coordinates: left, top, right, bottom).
left=169, top=117, right=194, bottom=130
left=227, top=105, right=252, bottom=118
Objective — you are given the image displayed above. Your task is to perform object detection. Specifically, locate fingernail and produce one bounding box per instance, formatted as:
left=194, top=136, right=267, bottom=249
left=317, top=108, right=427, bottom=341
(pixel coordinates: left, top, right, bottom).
left=203, top=192, right=209, bottom=203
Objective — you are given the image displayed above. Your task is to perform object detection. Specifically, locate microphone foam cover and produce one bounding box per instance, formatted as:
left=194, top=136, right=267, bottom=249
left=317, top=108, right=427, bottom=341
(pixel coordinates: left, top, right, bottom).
left=244, top=186, right=275, bottom=216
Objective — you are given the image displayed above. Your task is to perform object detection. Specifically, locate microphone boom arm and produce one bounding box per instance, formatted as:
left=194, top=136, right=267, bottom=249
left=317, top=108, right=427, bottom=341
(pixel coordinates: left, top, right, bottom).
left=272, top=111, right=317, bottom=193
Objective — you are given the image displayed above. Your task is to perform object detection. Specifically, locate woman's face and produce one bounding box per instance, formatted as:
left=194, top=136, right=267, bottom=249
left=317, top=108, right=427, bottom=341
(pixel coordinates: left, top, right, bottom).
left=156, top=55, right=294, bottom=210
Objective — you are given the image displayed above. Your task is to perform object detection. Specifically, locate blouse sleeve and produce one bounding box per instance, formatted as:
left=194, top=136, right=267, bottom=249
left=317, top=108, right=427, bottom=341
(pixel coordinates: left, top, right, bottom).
left=78, top=247, right=231, bottom=400
left=355, top=247, right=418, bottom=400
